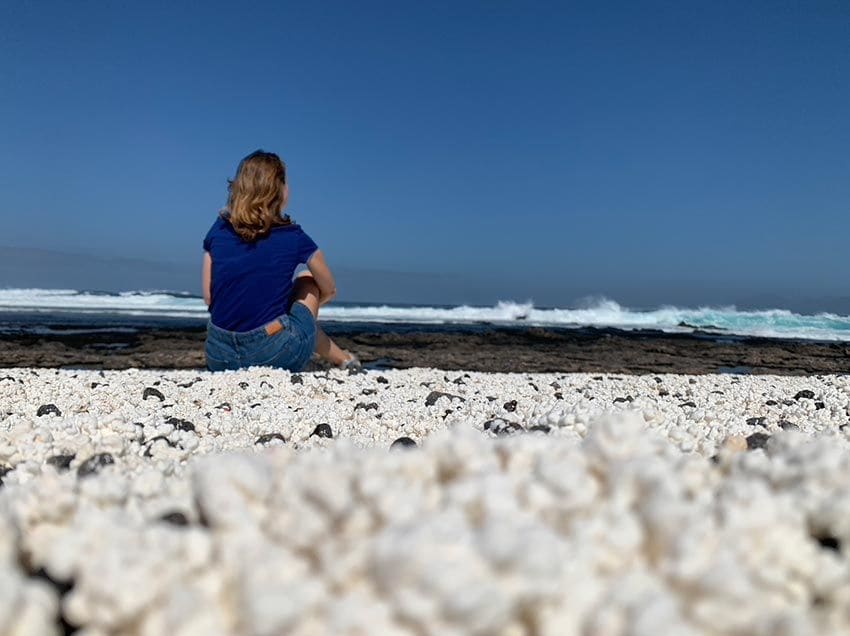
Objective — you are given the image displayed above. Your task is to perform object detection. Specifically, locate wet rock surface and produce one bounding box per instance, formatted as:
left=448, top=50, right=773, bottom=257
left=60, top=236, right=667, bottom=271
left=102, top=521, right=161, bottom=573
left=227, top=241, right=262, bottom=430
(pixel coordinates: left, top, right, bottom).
left=5, top=324, right=850, bottom=374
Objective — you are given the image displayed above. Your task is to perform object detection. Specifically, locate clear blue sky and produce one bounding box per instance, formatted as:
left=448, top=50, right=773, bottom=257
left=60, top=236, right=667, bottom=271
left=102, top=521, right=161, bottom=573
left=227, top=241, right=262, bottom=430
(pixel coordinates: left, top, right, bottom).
left=1, top=1, right=849, bottom=309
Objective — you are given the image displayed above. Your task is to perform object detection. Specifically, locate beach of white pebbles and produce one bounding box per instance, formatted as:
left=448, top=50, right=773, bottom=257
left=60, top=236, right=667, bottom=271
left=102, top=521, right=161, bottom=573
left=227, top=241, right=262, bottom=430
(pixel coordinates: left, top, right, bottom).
left=3, top=367, right=850, bottom=635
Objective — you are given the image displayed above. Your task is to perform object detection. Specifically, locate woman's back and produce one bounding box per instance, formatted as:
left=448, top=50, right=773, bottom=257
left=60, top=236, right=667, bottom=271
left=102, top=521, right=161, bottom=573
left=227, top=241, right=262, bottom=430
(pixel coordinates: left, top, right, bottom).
left=203, top=215, right=318, bottom=332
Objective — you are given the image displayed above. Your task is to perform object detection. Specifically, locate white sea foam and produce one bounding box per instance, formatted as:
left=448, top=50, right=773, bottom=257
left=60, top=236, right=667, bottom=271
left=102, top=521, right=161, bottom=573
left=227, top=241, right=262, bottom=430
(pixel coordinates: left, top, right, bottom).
left=2, top=288, right=850, bottom=341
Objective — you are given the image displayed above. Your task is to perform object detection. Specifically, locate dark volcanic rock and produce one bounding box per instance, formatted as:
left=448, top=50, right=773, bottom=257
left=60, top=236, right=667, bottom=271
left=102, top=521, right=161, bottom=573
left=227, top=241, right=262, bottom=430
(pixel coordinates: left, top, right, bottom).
left=377, top=376, right=389, bottom=384
left=779, top=420, right=800, bottom=432
left=746, top=417, right=767, bottom=427
left=255, top=433, right=286, bottom=445
left=77, top=453, right=115, bottom=478
left=354, top=402, right=379, bottom=412
left=815, top=401, right=826, bottom=410
left=238, top=382, right=249, bottom=389
left=746, top=432, right=771, bottom=450
left=679, top=401, right=697, bottom=408
left=36, top=404, right=61, bottom=417
left=143, top=436, right=178, bottom=457
left=425, top=391, right=465, bottom=407
left=794, top=390, right=815, bottom=401
left=484, top=418, right=524, bottom=436
left=613, top=396, right=633, bottom=404
left=529, top=424, right=551, bottom=434
left=165, top=417, right=195, bottom=432
left=143, top=387, right=165, bottom=402
left=390, top=436, right=417, bottom=450
left=0, top=464, right=12, bottom=486
left=290, top=374, right=303, bottom=384
left=765, top=400, right=778, bottom=406
left=46, top=454, right=75, bottom=471
left=503, top=400, right=518, bottom=412
left=160, top=511, right=190, bottom=526
left=311, top=423, right=333, bottom=439
left=815, top=535, right=841, bottom=552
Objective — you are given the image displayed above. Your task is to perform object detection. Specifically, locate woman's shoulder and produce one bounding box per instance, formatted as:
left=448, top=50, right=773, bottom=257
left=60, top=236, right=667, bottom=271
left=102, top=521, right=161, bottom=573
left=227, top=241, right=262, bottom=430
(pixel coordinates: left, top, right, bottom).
left=271, top=215, right=306, bottom=234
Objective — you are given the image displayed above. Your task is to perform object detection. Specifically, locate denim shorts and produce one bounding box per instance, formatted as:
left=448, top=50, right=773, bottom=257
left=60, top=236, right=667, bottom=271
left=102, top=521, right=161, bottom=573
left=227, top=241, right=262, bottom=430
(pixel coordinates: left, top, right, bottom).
left=205, top=302, right=317, bottom=372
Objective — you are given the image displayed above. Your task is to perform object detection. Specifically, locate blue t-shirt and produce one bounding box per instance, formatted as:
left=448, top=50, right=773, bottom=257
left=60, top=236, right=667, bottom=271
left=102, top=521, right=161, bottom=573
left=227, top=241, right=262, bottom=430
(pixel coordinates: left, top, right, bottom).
left=203, top=215, right=319, bottom=331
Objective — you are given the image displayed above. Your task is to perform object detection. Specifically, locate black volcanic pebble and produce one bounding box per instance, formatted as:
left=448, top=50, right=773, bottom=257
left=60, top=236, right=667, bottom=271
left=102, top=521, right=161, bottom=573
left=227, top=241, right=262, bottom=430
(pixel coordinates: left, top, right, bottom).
left=815, top=535, right=841, bottom=552
left=503, top=400, right=518, bottom=412
left=0, top=465, right=12, bottom=486
left=746, top=432, right=771, bottom=450
left=215, top=402, right=232, bottom=411
left=613, top=396, right=633, bottom=404
left=484, top=418, right=524, bottom=436
left=529, top=424, right=551, bottom=434
left=794, top=390, right=815, bottom=401
left=779, top=420, right=800, bottom=431
left=746, top=417, right=767, bottom=427
left=255, top=433, right=286, bottom=445
left=354, top=402, right=379, bottom=412
left=165, top=417, right=195, bottom=432
left=390, top=436, right=417, bottom=450
left=658, top=390, right=670, bottom=397
left=766, top=400, right=778, bottom=406
left=376, top=376, right=389, bottom=384
left=362, top=388, right=377, bottom=395
left=46, top=454, right=75, bottom=471
left=143, top=387, right=165, bottom=402
left=160, top=511, right=190, bottom=526
left=260, top=381, right=273, bottom=389
left=815, top=401, right=826, bottom=410
left=425, top=391, right=465, bottom=407
left=679, top=401, right=697, bottom=408
left=554, top=392, right=563, bottom=400
left=311, top=423, right=333, bottom=439
left=36, top=404, right=62, bottom=417
left=143, top=436, right=177, bottom=457
left=77, top=453, right=115, bottom=478
left=238, top=382, right=249, bottom=389
left=290, top=375, right=303, bottom=384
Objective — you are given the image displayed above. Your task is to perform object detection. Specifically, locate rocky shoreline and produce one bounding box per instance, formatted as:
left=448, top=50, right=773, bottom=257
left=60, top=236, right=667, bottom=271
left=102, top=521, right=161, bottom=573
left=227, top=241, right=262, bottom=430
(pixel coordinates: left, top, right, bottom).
left=3, top=323, right=850, bottom=374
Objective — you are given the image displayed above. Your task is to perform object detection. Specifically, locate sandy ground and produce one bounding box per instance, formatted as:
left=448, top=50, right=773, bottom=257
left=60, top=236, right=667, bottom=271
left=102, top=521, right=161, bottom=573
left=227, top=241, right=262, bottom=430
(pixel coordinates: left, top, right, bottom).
left=2, top=367, right=850, bottom=634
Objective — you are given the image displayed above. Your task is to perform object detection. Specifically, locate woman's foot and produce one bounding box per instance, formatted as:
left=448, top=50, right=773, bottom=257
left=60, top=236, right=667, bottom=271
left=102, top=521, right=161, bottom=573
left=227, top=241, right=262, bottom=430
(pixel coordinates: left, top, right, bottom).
left=339, top=351, right=361, bottom=371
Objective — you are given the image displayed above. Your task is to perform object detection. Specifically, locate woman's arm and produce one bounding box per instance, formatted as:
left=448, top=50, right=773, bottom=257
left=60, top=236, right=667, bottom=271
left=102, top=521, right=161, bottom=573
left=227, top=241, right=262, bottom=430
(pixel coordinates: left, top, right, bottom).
left=306, top=250, right=337, bottom=306
left=202, top=251, right=212, bottom=307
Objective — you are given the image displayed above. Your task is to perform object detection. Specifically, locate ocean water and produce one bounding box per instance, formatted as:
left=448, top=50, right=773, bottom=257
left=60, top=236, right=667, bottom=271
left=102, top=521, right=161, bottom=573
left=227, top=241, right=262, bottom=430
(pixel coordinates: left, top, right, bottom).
left=2, top=288, right=850, bottom=341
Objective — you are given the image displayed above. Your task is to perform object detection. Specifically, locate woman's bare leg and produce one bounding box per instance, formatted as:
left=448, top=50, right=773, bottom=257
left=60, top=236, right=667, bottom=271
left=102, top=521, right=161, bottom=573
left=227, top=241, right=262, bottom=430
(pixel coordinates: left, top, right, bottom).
left=315, top=326, right=348, bottom=365
left=291, top=274, right=351, bottom=366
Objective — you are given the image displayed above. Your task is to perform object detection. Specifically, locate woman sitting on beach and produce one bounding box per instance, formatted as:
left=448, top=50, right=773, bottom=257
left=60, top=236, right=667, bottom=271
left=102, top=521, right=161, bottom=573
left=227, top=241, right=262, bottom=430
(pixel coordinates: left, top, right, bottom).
left=202, top=150, right=358, bottom=372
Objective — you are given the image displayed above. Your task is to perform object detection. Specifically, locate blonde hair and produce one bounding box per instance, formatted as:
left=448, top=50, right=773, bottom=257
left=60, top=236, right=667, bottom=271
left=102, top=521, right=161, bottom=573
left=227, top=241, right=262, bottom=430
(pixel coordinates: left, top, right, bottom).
left=224, top=150, right=291, bottom=242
